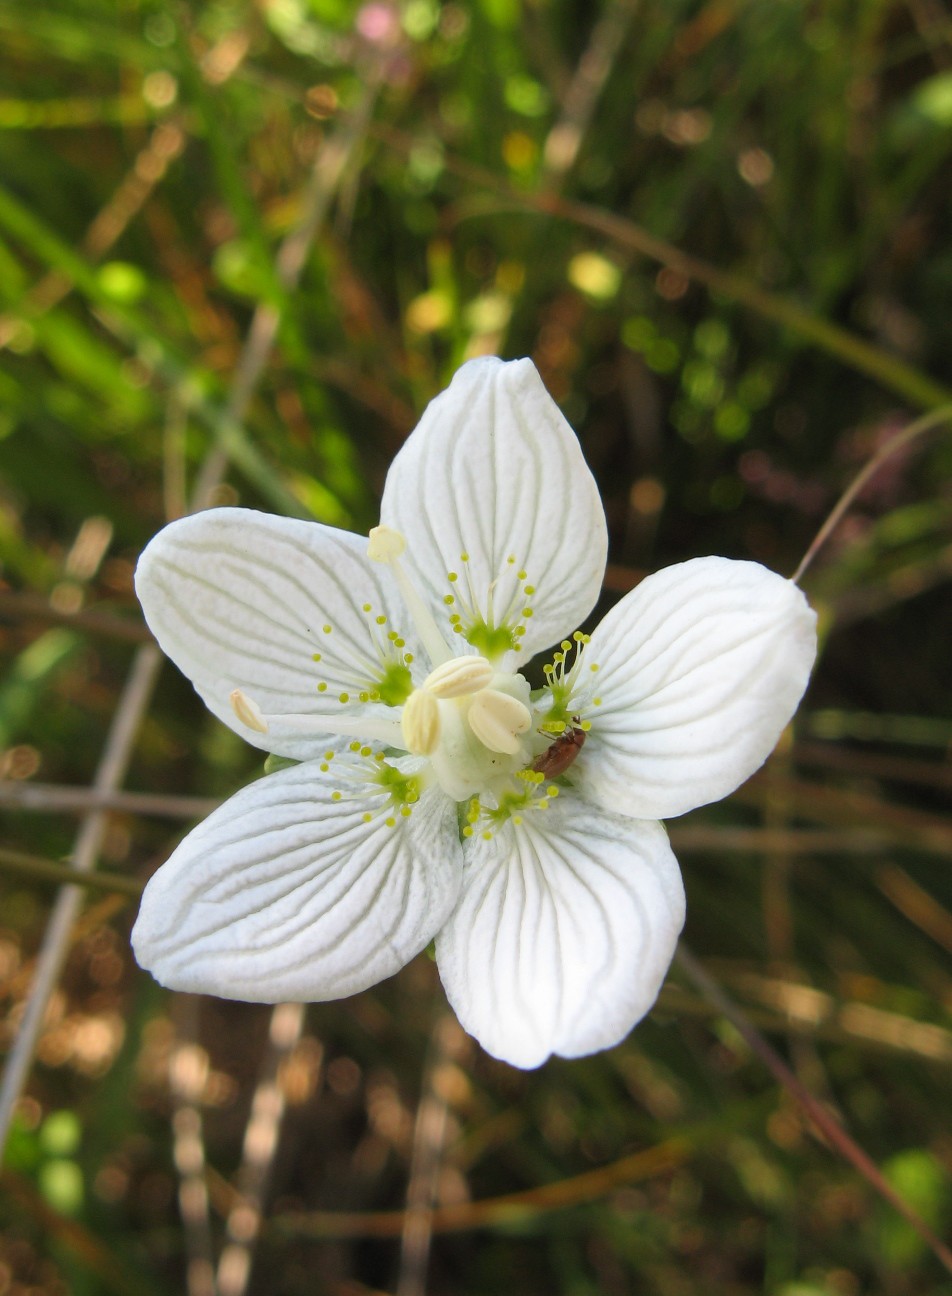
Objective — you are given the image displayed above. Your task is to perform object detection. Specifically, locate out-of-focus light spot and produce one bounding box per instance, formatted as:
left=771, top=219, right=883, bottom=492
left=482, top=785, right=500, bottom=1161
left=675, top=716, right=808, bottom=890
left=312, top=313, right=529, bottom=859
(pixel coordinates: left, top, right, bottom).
left=662, top=108, right=712, bottom=146
left=621, top=316, right=654, bottom=351
left=94, top=1164, right=129, bottom=1203
left=99, top=261, right=148, bottom=304
left=567, top=251, right=621, bottom=302
left=72, top=1012, right=126, bottom=1075
left=406, top=290, right=452, bottom=334
left=694, top=318, right=729, bottom=360
left=738, top=147, right=774, bottom=187
left=407, top=139, right=444, bottom=187
left=327, top=1056, right=361, bottom=1096
left=202, top=30, right=250, bottom=85
left=403, top=0, right=439, bottom=41
left=49, top=583, right=83, bottom=615
left=682, top=360, right=724, bottom=408
left=501, top=130, right=536, bottom=173
left=357, top=2, right=401, bottom=44
left=914, top=71, right=952, bottom=127
left=645, top=338, right=680, bottom=374
left=39, top=1160, right=84, bottom=1215
left=629, top=477, right=665, bottom=517
left=505, top=75, right=549, bottom=117
left=0, top=746, right=41, bottom=781
left=40, top=1110, right=81, bottom=1158
left=142, top=71, right=178, bottom=109
left=305, top=84, right=338, bottom=119
left=465, top=292, right=511, bottom=335
left=655, top=267, right=690, bottom=301
left=715, top=402, right=750, bottom=441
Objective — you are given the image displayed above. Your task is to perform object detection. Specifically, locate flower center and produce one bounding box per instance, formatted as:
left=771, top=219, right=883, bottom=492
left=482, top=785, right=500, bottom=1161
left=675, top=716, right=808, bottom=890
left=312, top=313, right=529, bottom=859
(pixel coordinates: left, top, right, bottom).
left=367, top=525, right=539, bottom=800
left=228, top=525, right=602, bottom=816
left=399, top=655, right=534, bottom=801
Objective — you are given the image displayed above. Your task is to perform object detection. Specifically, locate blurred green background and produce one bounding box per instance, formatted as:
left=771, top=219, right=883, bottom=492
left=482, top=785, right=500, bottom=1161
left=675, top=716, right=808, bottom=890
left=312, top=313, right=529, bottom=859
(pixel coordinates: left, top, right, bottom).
left=1, top=0, right=952, bottom=1293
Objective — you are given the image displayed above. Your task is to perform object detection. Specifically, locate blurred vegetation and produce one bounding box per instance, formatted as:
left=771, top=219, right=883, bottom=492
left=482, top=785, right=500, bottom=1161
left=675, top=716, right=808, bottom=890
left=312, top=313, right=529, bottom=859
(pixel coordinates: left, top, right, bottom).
left=1, top=0, right=952, bottom=1293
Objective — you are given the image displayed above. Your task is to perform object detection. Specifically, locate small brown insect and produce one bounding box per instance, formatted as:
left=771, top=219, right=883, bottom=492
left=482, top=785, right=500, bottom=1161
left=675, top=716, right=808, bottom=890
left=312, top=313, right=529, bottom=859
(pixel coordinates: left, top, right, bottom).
left=531, top=719, right=586, bottom=778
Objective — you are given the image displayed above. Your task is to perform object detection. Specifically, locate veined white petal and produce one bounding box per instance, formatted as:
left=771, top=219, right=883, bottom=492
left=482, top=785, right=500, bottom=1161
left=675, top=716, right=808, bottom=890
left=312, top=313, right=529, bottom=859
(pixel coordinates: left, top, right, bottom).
left=435, top=797, right=684, bottom=1069
left=574, top=557, right=817, bottom=820
left=380, top=358, right=607, bottom=665
left=132, top=759, right=462, bottom=1002
left=135, top=508, right=421, bottom=761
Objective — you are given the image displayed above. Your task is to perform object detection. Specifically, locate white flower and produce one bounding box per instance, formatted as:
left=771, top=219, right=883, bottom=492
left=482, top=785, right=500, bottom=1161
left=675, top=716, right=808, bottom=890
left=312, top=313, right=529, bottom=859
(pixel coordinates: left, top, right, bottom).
left=132, top=357, right=817, bottom=1069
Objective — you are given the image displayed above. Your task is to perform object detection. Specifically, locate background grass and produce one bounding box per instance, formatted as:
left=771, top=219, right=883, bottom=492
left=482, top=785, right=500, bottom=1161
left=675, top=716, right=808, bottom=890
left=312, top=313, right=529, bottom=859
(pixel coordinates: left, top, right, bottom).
left=1, top=1, right=952, bottom=1293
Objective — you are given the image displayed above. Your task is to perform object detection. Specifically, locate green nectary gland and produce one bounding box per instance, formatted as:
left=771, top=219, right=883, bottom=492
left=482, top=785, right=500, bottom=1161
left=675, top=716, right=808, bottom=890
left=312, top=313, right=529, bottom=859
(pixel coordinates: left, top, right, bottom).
left=376, top=660, right=414, bottom=707
left=375, top=763, right=420, bottom=806
left=464, top=619, right=518, bottom=660
left=535, top=690, right=574, bottom=733
left=485, top=788, right=532, bottom=822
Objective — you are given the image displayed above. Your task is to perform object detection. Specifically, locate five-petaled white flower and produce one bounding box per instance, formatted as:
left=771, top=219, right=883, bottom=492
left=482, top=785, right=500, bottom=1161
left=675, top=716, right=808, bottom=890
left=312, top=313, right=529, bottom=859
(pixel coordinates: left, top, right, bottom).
left=132, top=357, right=817, bottom=1069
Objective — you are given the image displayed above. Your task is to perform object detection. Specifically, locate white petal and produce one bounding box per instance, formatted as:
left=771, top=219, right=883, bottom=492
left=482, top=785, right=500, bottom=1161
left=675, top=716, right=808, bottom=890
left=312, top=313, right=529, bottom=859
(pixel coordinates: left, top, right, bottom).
left=135, top=508, right=418, bottom=760
left=573, top=558, right=817, bottom=820
left=380, top=358, right=607, bottom=664
left=132, top=760, right=462, bottom=1002
left=435, top=796, right=684, bottom=1069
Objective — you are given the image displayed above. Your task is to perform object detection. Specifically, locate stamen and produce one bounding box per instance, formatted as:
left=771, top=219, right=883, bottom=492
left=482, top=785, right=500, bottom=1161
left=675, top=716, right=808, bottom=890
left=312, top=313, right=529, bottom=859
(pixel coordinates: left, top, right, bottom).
left=368, top=525, right=453, bottom=667
left=423, top=654, right=494, bottom=699
left=401, top=688, right=441, bottom=755
left=467, top=688, right=531, bottom=755
left=239, top=704, right=404, bottom=748
left=229, top=689, right=268, bottom=733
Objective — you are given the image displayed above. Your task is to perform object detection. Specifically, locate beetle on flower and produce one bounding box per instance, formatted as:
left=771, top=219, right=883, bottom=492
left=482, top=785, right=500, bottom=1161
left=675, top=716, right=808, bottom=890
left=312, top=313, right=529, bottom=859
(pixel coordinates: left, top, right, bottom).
left=132, top=357, right=817, bottom=1069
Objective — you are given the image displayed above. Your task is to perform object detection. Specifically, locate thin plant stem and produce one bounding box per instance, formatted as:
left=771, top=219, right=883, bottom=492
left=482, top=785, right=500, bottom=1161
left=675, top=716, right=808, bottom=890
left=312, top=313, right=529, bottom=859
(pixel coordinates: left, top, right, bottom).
left=169, top=1001, right=217, bottom=1296
left=539, top=0, right=640, bottom=188
left=0, top=591, right=150, bottom=643
left=0, top=780, right=218, bottom=818
left=396, top=1015, right=469, bottom=1296
left=216, top=1003, right=309, bottom=1296
left=0, top=846, right=143, bottom=898
left=675, top=945, right=952, bottom=1277
left=0, top=641, right=162, bottom=1152
left=270, top=1104, right=765, bottom=1240
left=791, top=404, right=952, bottom=584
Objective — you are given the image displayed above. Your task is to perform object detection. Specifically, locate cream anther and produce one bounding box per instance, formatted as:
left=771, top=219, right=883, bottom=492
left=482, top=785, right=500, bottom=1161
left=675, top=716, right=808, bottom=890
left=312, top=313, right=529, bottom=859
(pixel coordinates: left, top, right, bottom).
left=423, top=655, right=494, bottom=699
left=467, top=688, right=531, bottom=756
left=230, top=688, right=268, bottom=733
left=401, top=688, right=440, bottom=756
left=367, top=525, right=407, bottom=562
